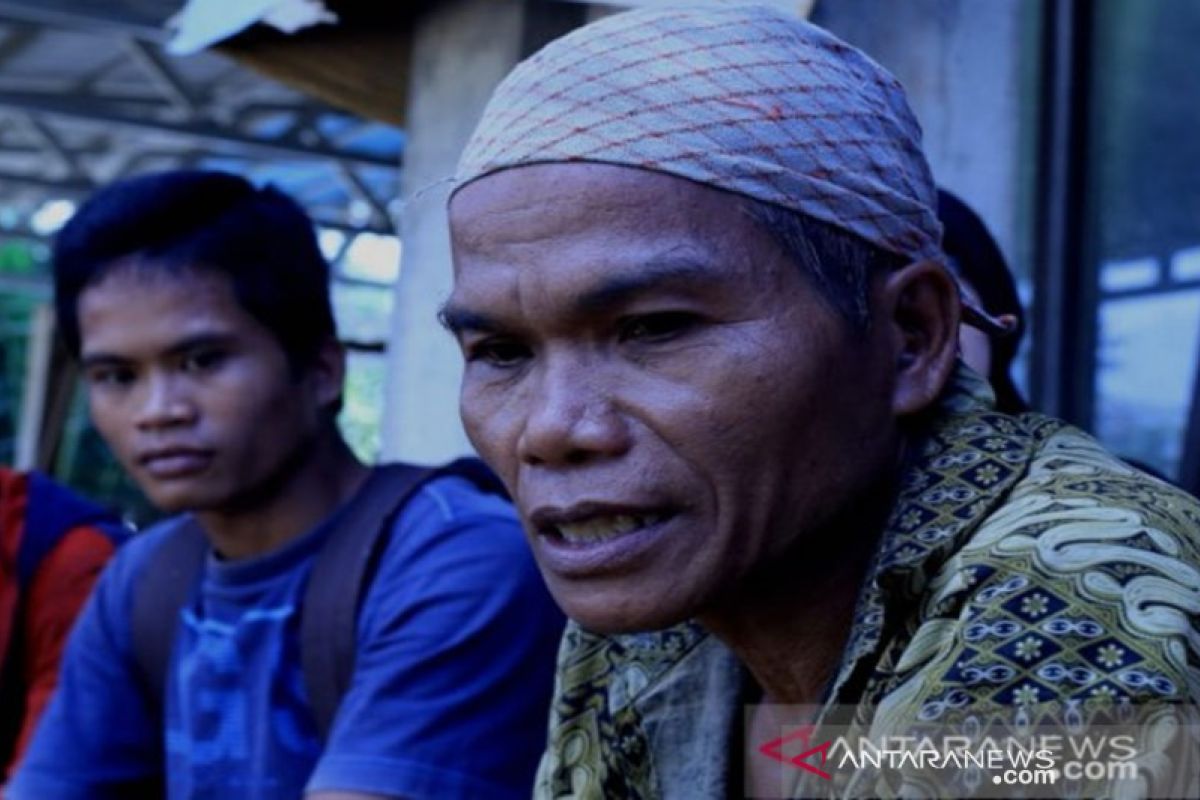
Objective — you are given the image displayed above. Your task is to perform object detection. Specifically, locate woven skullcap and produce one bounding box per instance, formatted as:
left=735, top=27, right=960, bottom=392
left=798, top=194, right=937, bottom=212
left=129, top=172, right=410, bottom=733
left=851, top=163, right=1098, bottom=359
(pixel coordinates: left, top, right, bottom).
left=454, top=4, right=942, bottom=264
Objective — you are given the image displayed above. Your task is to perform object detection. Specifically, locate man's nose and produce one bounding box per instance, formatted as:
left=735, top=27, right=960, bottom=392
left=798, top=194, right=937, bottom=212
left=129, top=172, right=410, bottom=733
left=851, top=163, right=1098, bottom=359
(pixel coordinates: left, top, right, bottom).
left=134, top=373, right=197, bottom=431
left=517, top=355, right=631, bottom=467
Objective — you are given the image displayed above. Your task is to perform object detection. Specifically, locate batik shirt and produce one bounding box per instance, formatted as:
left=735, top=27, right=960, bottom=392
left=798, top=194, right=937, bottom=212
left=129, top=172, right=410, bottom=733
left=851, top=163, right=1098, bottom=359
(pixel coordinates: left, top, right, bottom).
left=534, top=367, right=1200, bottom=799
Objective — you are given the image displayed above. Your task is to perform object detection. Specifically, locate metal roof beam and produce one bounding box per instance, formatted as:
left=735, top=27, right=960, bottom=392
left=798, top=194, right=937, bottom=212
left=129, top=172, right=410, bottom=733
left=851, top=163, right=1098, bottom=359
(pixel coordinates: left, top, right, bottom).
left=0, top=0, right=167, bottom=42
left=23, top=114, right=89, bottom=180
left=334, top=160, right=392, bottom=229
left=125, top=37, right=202, bottom=115
left=0, top=168, right=91, bottom=192
left=0, top=22, right=37, bottom=63
left=0, top=90, right=399, bottom=170
left=0, top=171, right=392, bottom=237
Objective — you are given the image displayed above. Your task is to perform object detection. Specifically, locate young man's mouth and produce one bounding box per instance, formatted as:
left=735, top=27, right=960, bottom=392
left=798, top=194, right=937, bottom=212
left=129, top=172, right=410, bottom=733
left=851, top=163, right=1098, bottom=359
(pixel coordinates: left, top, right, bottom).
left=139, top=447, right=214, bottom=479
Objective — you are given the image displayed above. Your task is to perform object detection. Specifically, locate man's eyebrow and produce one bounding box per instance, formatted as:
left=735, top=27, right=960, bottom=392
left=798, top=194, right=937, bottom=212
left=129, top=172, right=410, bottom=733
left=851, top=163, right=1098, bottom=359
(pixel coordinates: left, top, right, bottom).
left=438, top=304, right=501, bottom=337
left=572, top=255, right=726, bottom=315
left=80, top=333, right=237, bottom=369
left=438, top=254, right=727, bottom=336
left=161, top=333, right=238, bottom=356
left=79, top=352, right=130, bottom=371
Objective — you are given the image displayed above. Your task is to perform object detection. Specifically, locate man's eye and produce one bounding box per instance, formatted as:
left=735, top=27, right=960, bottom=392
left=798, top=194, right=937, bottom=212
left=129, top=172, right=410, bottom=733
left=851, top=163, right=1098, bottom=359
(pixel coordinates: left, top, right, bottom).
left=619, top=312, right=701, bottom=343
left=87, top=367, right=135, bottom=388
left=180, top=349, right=226, bottom=373
left=467, top=338, right=531, bottom=368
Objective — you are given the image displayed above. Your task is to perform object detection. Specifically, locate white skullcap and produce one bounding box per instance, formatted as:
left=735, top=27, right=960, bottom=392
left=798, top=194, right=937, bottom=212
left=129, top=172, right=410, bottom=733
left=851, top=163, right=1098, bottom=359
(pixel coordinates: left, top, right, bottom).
left=455, top=4, right=942, bottom=264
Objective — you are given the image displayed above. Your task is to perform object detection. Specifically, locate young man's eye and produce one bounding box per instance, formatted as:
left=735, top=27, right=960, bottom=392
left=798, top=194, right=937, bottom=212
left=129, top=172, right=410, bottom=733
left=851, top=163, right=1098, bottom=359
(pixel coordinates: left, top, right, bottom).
left=466, top=338, right=531, bottom=368
left=86, top=366, right=135, bottom=388
left=618, top=312, right=702, bottom=343
left=180, top=349, right=226, bottom=373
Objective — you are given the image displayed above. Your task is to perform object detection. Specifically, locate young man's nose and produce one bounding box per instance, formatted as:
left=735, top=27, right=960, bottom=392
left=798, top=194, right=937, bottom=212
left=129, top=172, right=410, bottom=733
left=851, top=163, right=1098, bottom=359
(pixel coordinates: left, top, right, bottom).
left=516, top=357, right=631, bottom=467
left=134, top=374, right=198, bottom=430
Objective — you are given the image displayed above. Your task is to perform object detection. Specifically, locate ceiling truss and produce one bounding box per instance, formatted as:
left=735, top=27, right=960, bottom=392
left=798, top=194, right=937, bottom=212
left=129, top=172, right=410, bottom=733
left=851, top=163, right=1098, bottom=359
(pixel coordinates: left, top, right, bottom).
left=0, top=0, right=403, bottom=242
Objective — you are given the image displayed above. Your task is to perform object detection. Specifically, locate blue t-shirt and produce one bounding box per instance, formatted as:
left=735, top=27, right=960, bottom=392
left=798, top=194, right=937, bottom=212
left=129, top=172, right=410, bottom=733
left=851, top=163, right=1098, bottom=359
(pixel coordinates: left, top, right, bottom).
left=9, top=473, right=565, bottom=799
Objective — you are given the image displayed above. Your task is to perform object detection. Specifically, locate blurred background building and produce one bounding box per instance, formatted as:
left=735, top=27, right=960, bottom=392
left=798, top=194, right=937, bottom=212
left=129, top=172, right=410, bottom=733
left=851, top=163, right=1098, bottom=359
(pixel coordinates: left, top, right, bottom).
left=0, top=0, right=1196, bottom=521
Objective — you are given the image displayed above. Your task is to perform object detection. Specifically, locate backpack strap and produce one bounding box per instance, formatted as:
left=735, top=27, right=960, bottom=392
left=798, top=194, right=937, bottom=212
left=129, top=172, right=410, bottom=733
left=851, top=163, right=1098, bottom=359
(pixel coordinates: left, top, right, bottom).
left=130, top=516, right=207, bottom=711
left=300, top=463, right=435, bottom=738
left=300, top=457, right=507, bottom=739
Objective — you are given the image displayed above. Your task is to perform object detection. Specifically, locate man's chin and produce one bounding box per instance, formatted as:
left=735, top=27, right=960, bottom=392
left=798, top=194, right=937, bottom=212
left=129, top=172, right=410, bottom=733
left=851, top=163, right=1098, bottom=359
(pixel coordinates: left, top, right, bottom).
left=560, top=596, right=694, bottom=636
left=139, top=483, right=214, bottom=515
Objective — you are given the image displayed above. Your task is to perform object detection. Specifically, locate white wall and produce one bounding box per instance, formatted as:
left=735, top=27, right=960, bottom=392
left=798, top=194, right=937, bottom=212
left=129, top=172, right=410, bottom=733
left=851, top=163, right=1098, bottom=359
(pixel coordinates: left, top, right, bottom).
left=382, top=0, right=530, bottom=462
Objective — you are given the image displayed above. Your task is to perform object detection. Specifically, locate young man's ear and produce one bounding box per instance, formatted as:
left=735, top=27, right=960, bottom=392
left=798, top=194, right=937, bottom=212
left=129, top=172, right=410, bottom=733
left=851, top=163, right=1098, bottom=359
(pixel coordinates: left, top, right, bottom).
left=880, top=260, right=961, bottom=416
left=308, top=337, right=347, bottom=413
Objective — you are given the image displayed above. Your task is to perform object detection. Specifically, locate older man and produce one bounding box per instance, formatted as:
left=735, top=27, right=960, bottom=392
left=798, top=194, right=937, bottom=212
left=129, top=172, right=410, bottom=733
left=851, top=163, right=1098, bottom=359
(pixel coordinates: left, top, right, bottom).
left=443, top=6, right=1200, bottom=798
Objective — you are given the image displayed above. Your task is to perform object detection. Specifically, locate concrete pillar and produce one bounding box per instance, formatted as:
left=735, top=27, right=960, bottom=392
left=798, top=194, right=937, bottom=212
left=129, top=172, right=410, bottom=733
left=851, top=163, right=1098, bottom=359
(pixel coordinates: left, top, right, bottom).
left=382, top=0, right=584, bottom=462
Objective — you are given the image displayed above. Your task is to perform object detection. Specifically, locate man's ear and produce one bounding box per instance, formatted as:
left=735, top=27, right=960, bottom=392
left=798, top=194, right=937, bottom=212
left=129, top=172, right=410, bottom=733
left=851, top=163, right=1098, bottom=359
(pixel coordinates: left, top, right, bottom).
left=308, top=336, right=347, bottom=413
left=880, top=260, right=960, bottom=416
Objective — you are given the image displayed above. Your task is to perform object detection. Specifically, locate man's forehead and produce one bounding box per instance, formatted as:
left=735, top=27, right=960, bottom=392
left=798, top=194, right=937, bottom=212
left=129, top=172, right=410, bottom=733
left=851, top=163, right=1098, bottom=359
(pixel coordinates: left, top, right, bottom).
left=446, top=192, right=801, bottom=334
left=78, top=266, right=247, bottom=348
left=453, top=166, right=757, bottom=263
left=83, top=257, right=230, bottom=297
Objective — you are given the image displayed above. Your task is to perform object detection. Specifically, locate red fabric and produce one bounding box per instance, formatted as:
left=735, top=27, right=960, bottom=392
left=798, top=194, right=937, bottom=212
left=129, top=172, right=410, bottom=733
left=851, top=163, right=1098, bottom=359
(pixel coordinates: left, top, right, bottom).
left=0, top=468, right=29, bottom=676
left=8, top=526, right=115, bottom=773
left=0, top=465, right=119, bottom=777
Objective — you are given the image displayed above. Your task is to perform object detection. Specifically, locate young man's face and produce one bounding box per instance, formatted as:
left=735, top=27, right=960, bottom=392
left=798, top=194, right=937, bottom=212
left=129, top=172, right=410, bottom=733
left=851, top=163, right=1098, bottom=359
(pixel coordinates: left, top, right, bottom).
left=447, top=163, right=904, bottom=633
left=78, top=265, right=329, bottom=514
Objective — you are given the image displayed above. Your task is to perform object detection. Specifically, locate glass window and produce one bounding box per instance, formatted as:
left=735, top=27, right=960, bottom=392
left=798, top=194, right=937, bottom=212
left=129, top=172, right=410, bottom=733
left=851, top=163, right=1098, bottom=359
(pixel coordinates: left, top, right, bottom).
left=1088, top=0, right=1200, bottom=478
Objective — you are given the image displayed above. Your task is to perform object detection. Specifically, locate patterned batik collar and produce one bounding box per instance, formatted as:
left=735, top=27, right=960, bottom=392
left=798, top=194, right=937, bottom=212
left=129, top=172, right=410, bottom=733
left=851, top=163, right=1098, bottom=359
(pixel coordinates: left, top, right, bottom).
left=825, top=363, right=1061, bottom=703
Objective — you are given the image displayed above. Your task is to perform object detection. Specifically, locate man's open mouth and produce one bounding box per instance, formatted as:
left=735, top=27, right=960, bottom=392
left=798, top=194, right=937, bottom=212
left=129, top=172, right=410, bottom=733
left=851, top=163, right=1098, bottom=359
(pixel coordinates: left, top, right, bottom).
left=551, top=512, right=671, bottom=545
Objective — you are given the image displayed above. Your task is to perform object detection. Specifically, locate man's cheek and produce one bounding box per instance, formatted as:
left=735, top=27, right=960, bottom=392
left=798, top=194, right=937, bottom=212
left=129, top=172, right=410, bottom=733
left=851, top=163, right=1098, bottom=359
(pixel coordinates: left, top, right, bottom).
left=88, top=405, right=120, bottom=452
left=463, top=391, right=512, bottom=450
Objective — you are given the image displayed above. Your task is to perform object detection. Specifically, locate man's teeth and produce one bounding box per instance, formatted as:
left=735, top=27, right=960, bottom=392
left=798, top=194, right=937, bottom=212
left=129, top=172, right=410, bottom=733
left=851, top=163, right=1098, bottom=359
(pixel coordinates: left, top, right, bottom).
left=555, top=513, right=664, bottom=543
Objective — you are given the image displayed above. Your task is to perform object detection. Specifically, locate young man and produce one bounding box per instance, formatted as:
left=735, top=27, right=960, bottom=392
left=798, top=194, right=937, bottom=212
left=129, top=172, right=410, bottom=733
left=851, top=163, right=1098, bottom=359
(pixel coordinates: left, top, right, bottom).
left=8, top=170, right=564, bottom=799
left=443, top=7, right=1200, bottom=798
left=0, top=467, right=125, bottom=782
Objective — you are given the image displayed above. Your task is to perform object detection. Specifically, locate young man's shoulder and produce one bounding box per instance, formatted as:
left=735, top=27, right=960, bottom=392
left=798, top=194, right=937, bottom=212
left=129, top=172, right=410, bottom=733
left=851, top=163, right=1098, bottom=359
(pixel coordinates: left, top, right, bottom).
left=111, top=516, right=192, bottom=568
left=308, top=466, right=562, bottom=799
left=84, top=516, right=194, bottom=615
left=399, top=467, right=517, bottom=525
left=366, top=465, right=531, bottom=589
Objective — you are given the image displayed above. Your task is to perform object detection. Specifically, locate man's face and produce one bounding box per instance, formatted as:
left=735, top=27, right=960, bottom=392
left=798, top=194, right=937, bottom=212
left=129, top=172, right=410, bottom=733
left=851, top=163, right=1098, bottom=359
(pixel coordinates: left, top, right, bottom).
left=78, top=266, right=328, bottom=514
left=447, top=163, right=903, bottom=632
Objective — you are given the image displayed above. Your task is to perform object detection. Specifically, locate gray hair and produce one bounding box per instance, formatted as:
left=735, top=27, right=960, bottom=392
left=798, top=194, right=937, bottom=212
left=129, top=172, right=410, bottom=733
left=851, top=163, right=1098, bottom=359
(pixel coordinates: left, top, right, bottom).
left=742, top=198, right=908, bottom=333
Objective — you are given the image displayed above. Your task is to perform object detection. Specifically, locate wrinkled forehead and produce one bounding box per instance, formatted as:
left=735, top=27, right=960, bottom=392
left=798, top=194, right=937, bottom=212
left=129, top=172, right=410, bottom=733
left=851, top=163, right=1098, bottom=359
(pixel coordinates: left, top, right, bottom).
left=448, top=162, right=776, bottom=273
left=444, top=161, right=810, bottom=334
left=451, top=161, right=746, bottom=244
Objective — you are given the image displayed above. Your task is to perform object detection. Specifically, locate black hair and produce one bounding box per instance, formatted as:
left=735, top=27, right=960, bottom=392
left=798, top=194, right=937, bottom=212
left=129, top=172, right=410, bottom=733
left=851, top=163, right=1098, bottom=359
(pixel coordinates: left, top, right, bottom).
left=53, top=169, right=337, bottom=371
left=936, top=189, right=1028, bottom=413
left=742, top=198, right=909, bottom=333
